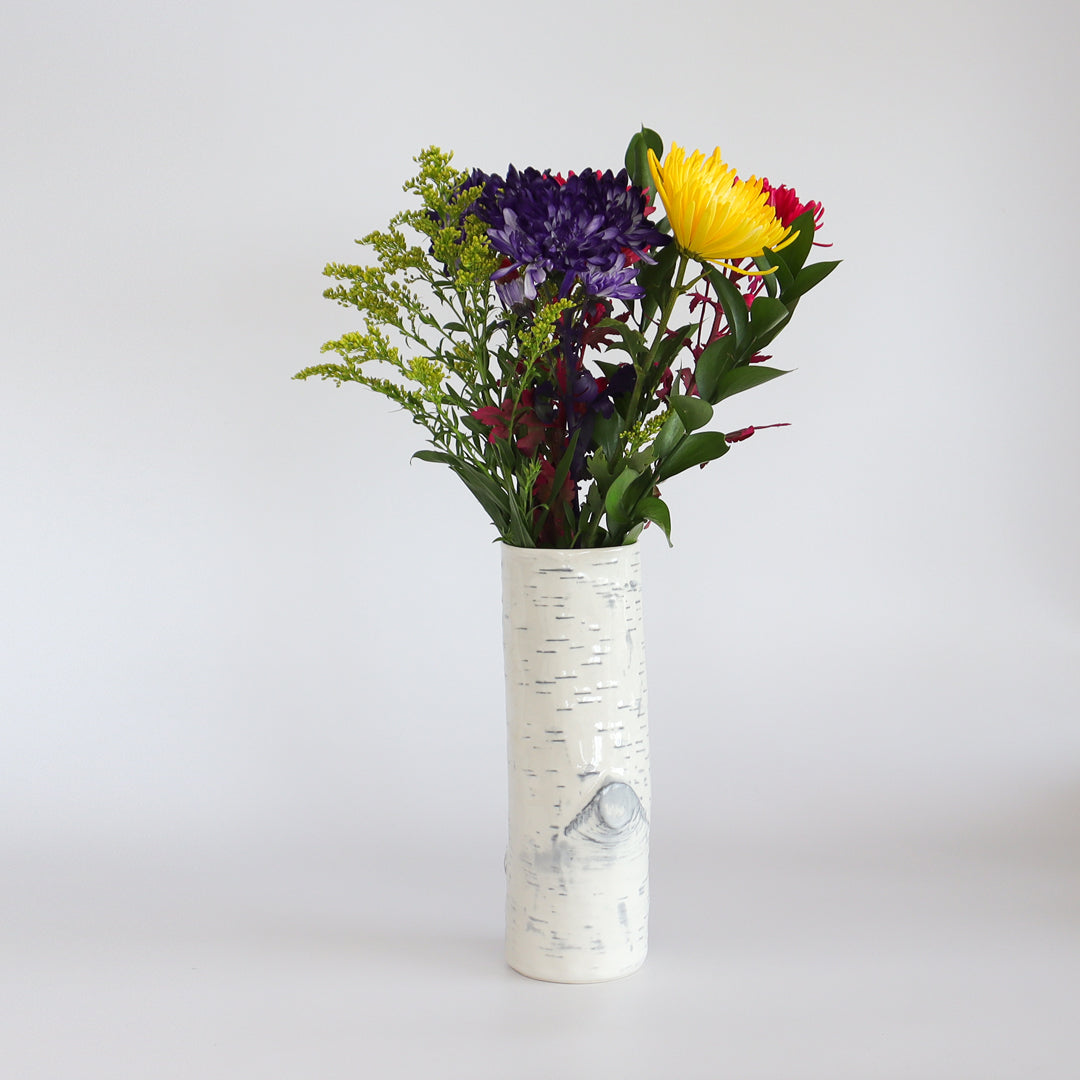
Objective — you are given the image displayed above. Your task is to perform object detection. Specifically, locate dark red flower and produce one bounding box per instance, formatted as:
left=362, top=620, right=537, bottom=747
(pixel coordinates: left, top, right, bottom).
left=657, top=367, right=697, bottom=401
left=471, top=393, right=547, bottom=454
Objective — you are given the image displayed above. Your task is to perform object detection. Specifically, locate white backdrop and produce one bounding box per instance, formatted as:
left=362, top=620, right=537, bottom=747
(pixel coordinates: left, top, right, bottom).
left=3, top=1, right=1078, bottom=1076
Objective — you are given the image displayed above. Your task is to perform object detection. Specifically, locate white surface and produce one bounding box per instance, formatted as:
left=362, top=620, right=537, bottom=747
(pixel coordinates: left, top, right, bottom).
left=4, top=787, right=1079, bottom=1079
left=2, top=0, right=1079, bottom=1075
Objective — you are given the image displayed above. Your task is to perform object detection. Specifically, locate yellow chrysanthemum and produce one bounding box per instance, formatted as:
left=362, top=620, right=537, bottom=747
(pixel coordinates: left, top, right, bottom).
left=647, top=144, right=797, bottom=270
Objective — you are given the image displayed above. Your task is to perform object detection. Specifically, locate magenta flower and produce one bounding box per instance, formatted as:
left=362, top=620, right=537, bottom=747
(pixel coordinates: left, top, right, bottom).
left=759, top=179, right=827, bottom=240
left=724, top=422, right=791, bottom=443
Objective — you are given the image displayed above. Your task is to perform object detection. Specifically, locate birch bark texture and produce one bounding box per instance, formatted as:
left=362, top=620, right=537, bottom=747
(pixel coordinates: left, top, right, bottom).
left=501, top=543, right=650, bottom=983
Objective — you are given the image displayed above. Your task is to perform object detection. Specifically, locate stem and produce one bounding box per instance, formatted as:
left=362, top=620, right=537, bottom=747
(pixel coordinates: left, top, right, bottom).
left=580, top=252, right=690, bottom=548
left=628, top=251, right=690, bottom=425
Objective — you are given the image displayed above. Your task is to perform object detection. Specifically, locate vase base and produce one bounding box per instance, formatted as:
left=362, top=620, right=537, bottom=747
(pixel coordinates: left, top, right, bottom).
left=506, top=952, right=647, bottom=985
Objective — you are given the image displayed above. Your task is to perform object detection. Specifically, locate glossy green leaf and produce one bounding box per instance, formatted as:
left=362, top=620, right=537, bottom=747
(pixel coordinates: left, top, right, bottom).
left=625, top=126, right=664, bottom=194
left=791, top=259, right=840, bottom=298
left=754, top=249, right=795, bottom=297
left=591, top=318, right=646, bottom=360
left=604, top=465, right=641, bottom=524
left=706, top=268, right=750, bottom=355
left=652, top=410, right=686, bottom=460
left=653, top=322, right=694, bottom=373
left=756, top=252, right=780, bottom=298
left=774, top=210, right=816, bottom=276
left=711, top=365, right=788, bottom=403
left=637, top=241, right=679, bottom=328
left=655, top=431, right=730, bottom=482
left=749, top=296, right=790, bottom=343
left=591, top=412, right=620, bottom=463
left=635, top=496, right=672, bottom=546
left=669, top=393, right=713, bottom=432
left=694, top=337, right=736, bottom=403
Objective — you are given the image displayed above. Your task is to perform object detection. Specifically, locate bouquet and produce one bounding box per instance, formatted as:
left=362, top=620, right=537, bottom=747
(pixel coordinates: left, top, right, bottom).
left=296, top=127, right=838, bottom=548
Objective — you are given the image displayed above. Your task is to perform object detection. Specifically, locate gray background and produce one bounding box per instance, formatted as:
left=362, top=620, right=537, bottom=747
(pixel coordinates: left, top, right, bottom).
left=3, top=0, right=1078, bottom=1076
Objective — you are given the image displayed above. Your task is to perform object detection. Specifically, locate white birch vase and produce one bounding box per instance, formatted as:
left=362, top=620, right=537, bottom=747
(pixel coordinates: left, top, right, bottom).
left=501, top=543, right=650, bottom=983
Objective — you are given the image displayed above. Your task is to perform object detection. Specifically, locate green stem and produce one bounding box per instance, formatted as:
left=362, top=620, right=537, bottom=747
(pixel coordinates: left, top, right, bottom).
left=580, top=251, right=691, bottom=548
left=621, top=251, right=690, bottom=453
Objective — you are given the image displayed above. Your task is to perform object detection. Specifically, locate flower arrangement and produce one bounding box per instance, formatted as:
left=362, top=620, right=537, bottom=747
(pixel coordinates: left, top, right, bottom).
left=296, top=128, right=838, bottom=548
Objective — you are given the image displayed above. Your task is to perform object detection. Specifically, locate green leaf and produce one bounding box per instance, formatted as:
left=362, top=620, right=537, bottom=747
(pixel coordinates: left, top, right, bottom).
left=749, top=296, right=790, bottom=346
left=705, top=268, right=750, bottom=356
left=624, top=126, right=663, bottom=194
left=635, top=496, right=672, bottom=546
left=790, top=259, right=841, bottom=299
left=694, top=337, right=736, bottom=403
left=652, top=410, right=686, bottom=460
left=587, top=449, right=613, bottom=491
left=653, top=322, right=694, bottom=372
left=591, top=412, right=620, bottom=463
left=454, top=464, right=511, bottom=533
left=655, top=431, right=730, bottom=482
left=642, top=126, right=664, bottom=157
left=604, top=465, right=641, bottom=524
left=460, top=415, right=489, bottom=438
left=711, top=365, right=788, bottom=403
left=773, top=209, right=816, bottom=276
left=753, top=248, right=795, bottom=297
left=591, top=318, right=646, bottom=361
left=669, top=393, right=713, bottom=433
left=532, top=431, right=579, bottom=541
left=441, top=386, right=472, bottom=410
left=757, top=255, right=779, bottom=298
left=637, top=241, right=679, bottom=328
left=550, top=433, right=578, bottom=498
left=411, top=449, right=457, bottom=466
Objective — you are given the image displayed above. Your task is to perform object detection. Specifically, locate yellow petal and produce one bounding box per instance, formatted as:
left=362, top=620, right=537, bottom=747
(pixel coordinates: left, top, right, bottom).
left=649, top=143, right=792, bottom=265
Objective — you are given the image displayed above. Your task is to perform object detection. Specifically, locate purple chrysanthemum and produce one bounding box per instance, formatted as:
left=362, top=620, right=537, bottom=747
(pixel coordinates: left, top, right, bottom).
left=468, top=166, right=668, bottom=303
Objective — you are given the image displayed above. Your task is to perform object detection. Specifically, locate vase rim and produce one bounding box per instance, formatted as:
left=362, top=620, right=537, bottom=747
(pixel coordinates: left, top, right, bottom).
left=500, top=541, right=639, bottom=552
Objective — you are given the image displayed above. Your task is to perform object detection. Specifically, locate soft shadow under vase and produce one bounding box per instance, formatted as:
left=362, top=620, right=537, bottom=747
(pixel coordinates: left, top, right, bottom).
left=501, top=543, right=650, bottom=983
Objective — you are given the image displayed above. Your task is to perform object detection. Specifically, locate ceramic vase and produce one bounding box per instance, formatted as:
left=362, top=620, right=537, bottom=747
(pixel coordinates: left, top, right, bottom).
left=501, top=543, right=650, bottom=983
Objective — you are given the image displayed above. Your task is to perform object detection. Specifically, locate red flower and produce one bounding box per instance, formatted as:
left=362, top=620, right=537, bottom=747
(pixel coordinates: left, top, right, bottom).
left=657, top=367, right=697, bottom=401
left=471, top=402, right=511, bottom=442
left=532, top=455, right=578, bottom=546
left=534, top=457, right=576, bottom=505
left=471, top=392, right=547, bottom=454
left=760, top=179, right=828, bottom=243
